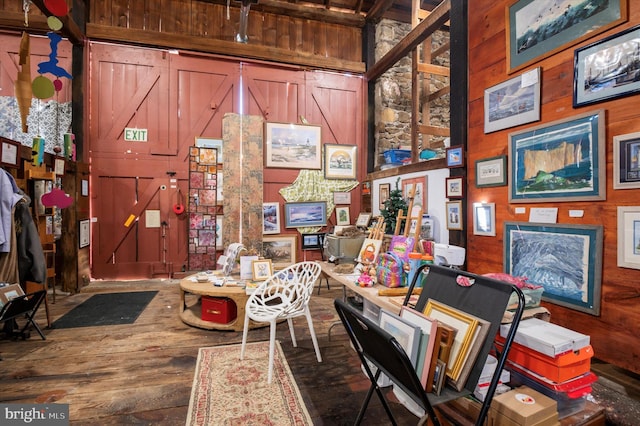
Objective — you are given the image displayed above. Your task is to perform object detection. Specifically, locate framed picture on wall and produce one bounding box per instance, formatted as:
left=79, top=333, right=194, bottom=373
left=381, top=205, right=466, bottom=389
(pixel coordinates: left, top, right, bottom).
left=446, top=201, right=463, bottom=231
left=445, top=177, right=463, bottom=198
left=475, top=155, right=507, bottom=188
left=0, top=138, right=20, bottom=168
left=446, top=146, right=464, bottom=168
left=324, top=144, right=357, bottom=179
left=613, top=131, right=640, bottom=189
left=264, top=122, right=322, bottom=169
left=402, top=177, right=427, bottom=210
left=262, top=202, right=281, bottom=234
left=473, top=203, right=495, bottom=236
left=335, top=206, right=350, bottom=226
left=508, top=110, right=606, bottom=203
left=284, top=201, right=327, bottom=228
left=379, top=183, right=391, bottom=210
left=617, top=206, right=640, bottom=270
left=79, top=219, right=90, bottom=248
left=195, top=137, right=223, bottom=163
left=262, top=236, right=297, bottom=269
left=506, top=0, right=627, bottom=73
left=484, top=68, right=541, bottom=133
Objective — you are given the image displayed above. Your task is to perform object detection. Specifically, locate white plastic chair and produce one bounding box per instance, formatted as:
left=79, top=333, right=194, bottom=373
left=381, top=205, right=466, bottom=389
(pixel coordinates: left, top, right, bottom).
left=240, top=261, right=323, bottom=383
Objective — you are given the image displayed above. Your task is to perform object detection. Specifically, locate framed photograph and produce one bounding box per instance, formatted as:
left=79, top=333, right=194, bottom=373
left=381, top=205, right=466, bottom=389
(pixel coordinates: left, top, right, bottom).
left=379, top=309, right=422, bottom=365
left=473, top=202, right=496, bottom=237
left=446, top=201, right=463, bottom=231
left=617, top=206, right=640, bottom=270
left=324, top=144, right=357, bottom=179
left=54, top=158, right=65, bottom=175
left=504, top=222, right=603, bottom=316
left=79, top=219, right=90, bottom=248
left=0, top=138, right=20, bottom=168
left=484, top=68, right=541, bottom=133
left=574, top=23, right=640, bottom=107
left=355, top=212, right=372, bottom=228
left=333, top=191, right=351, bottom=205
left=379, top=183, right=391, bottom=210
left=195, top=137, right=223, bottom=162
left=506, top=0, right=627, bottom=73
left=284, top=201, right=327, bottom=228
left=264, top=122, right=322, bottom=169
left=81, top=180, right=89, bottom=197
left=446, top=146, right=464, bottom=168
left=475, top=155, right=507, bottom=188
left=301, top=232, right=325, bottom=250
left=422, top=300, right=479, bottom=381
left=335, top=206, right=350, bottom=226
left=252, top=259, right=273, bottom=281
left=262, top=236, right=297, bottom=268
left=262, top=202, right=281, bottom=234
left=0, top=284, right=25, bottom=307
left=400, top=306, right=438, bottom=388
left=508, top=110, right=605, bottom=203
left=402, top=177, right=427, bottom=210
left=445, top=176, right=463, bottom=199
left=613, top=132, right=640, bottom=189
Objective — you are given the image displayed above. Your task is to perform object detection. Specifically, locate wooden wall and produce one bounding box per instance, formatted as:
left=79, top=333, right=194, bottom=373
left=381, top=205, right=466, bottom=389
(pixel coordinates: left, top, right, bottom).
left=467, top=1, right=640, bottom=373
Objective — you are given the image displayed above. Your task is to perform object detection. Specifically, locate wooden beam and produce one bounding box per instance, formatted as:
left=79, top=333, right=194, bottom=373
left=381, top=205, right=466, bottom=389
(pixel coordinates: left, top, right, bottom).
left=365, top=0, right=396, bottom=23
left=30, top=0, right=85, bottom=45
left=417, top=124, right=450, bottom=137
left=366, top=0, right=450, bottom=81
left=86, top=24, right=366, bottom=74
left=417, top=62, right=450, bottom=76
left=201, top=0, right=365, bottom=27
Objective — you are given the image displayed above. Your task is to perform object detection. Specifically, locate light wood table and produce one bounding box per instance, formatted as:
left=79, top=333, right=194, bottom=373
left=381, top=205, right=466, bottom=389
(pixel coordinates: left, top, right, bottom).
left=179, top=274, right=262, bottom=331
left=319, top=261, right=402, bottom=314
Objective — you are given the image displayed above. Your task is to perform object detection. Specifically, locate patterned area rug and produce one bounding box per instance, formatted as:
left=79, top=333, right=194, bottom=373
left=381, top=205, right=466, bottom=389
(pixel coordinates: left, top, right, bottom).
left=186, top=341, right=313, bottom=426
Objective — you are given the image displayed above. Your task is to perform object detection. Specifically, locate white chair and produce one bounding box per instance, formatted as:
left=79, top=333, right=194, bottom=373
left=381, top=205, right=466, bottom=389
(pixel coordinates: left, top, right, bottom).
left=240, top=261, right=323, bottom=383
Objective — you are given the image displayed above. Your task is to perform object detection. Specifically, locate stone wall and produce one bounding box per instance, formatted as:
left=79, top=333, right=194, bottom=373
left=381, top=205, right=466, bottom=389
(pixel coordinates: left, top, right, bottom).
left=374, top=19, right=450, bottom=168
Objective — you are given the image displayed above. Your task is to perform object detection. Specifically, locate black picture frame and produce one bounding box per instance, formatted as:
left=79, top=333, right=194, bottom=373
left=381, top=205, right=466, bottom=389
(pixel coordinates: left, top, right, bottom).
left=301, top=232, right=325, bottom=250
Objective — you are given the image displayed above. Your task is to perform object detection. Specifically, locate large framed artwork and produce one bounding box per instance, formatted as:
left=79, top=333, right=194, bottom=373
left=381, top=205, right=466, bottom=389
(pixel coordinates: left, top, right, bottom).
left=613, top=131, right=640, bottom=189
left=504, top=222, right=603, bottom=316
left=324, top=144, right=357, bottom=179
left=508, top=110, right=605, bottom=203
left=574, top=24, right=640, bottom=107
left=284, top=201, right=327, bottom=228
left=262, top=236, right=297, bottom=269
left=617, top=206, right=640, bottom=270
left=506, top=0, right=627, bottom=73
left=484, top=68, right=541, bottom=133
left=264, top=122, right=322, bottom=169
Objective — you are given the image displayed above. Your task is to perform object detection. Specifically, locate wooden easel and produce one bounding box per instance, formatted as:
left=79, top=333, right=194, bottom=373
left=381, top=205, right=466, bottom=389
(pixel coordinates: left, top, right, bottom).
left=393, top=184, right=422, bottom=241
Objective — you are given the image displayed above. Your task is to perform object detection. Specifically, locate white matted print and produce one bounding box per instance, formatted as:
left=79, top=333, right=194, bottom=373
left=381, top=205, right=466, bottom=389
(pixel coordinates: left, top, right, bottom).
left=262, top=202, right=281, bottom=235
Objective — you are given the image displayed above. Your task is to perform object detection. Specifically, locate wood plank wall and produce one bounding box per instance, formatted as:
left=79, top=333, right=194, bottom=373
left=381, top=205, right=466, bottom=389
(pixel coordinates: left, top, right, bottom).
left=467, top=1, right=640, bottom=374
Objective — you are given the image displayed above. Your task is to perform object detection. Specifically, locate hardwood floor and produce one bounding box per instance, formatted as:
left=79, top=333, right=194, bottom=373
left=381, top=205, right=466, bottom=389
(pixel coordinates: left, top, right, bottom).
left=0, top=280, right=416, bottom=425
left=2, top=279, right=638, bottom=425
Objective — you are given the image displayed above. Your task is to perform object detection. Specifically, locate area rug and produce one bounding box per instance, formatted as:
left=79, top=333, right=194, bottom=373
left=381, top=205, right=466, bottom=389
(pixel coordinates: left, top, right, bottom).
left=52, top=291, right=158, bottom=329
left=186, top=341, right=313, bottom=426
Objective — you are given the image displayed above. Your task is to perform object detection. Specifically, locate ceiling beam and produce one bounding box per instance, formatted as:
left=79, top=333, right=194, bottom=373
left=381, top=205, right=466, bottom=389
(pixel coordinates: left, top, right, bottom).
left=365, top=0, right=449, bottom=81
left=30, top=0, right=85, bottom=45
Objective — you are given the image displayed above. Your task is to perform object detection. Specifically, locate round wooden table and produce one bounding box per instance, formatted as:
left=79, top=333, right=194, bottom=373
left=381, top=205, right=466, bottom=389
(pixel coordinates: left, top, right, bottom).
left=179, top=275, right=262, bottom=331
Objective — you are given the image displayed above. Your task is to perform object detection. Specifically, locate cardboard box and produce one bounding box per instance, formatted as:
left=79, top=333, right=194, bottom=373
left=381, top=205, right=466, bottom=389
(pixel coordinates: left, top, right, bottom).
left=495, top=335, right=593, bottom=383
left=201, top=296, right=237, bottom=324
left=499, top=318, right=590, bottom=358
left=489, top=386, right=557, bottom=426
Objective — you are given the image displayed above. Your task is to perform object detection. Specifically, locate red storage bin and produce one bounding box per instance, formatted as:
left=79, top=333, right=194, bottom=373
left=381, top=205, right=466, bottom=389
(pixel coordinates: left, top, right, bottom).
left=496, top=334, right=592, bottom=383
left=201, top=296, right=237, bottom=324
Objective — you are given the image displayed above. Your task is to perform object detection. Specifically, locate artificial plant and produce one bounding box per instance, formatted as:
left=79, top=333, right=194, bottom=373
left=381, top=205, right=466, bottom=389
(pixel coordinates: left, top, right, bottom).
left=380, top=177, right=407, bottom=234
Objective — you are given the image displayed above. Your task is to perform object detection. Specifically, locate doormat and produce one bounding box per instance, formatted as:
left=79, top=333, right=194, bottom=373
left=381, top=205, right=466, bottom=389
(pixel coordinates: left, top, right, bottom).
left=52, top=291, right=158, bottom=329
left=186, top=341, right=313, bottom=426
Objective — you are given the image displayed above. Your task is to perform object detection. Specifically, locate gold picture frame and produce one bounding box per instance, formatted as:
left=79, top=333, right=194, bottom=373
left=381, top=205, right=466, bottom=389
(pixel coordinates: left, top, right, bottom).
left=251, top=259, right=273, bottom=281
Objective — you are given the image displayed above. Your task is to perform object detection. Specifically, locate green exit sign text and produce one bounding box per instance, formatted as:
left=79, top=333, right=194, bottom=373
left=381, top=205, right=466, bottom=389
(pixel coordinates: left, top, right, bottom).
left=124, top=128, right=148, bottom=142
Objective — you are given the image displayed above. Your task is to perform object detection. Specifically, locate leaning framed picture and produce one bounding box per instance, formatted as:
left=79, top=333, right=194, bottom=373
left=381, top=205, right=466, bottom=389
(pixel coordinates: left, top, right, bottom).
left=402, top=177, right=427, bottom=210
left=0, top=138, right=20, bottom=168
left=446, top=146, right=464, bottom=168
left=262, top=202, right=281, bottom=234
left=506, top=0, right=627, bottom=73
left=484, top=68, right=541, bottom=133
left=284, top=201, right=327, bottom=228
left=574, top=23, right=640, bottom=107
left=335, top=206, right=350, bottom=226
left=446, top=201, right=463, bottom=231
left=324, top=144, right=357, bottom=179
left=617, top=206, right=640, bottom=270
left=264, top=122, right=322, bottom=169
left=473, top=202, right=495, bottom=237
left=504, top=222, right=603, bottom=316
left=301, top=232, right=325, bottom=250
left=475, top=155, right=507, bottom=188
left=613, top=132, right=640, bottom=189
left=252, top=259, right=273, bottom=281
left=508, top=110, right=606, bottom=203
left=262, top=236, right=297, bottom=269
left=379, top=309, right=421, bottom=366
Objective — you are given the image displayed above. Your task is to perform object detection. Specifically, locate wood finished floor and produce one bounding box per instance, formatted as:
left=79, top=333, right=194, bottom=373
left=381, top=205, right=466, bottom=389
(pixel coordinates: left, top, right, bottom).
left=0, top=280, right=418, bottom=425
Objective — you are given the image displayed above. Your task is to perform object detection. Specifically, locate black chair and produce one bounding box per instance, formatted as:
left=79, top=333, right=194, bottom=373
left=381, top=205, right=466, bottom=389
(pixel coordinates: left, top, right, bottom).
left=334, top=298, right=442, bottom=426
left=0, top=290, right=47, bottom=340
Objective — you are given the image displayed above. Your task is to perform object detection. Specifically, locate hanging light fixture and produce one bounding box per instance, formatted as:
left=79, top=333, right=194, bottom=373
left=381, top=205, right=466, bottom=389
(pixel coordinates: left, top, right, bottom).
left=235, top=0, right=257, bottom=43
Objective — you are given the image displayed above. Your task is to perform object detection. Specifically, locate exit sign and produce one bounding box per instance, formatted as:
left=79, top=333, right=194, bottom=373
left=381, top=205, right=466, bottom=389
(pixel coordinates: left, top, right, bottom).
left=124, top=128, right=148, bottom=142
